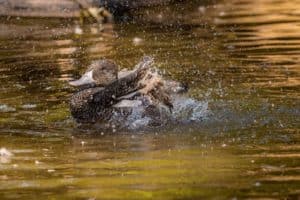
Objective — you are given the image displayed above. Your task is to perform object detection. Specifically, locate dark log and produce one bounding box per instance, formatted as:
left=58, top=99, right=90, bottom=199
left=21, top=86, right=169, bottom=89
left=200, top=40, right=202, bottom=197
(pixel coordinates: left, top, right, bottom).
left=0, top=0, right=81, bottom=18
left=0, top=0, right=173, bottom=18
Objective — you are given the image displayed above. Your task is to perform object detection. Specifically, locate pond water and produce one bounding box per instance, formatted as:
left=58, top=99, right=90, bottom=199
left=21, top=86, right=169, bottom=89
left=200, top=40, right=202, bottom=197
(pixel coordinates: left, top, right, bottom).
left=0, top=0, right=299, bottom=199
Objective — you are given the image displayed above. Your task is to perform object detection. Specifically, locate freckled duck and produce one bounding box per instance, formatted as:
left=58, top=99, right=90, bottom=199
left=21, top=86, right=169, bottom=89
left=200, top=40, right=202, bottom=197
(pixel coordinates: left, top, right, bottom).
left=69, top=56, right=186, bottom=123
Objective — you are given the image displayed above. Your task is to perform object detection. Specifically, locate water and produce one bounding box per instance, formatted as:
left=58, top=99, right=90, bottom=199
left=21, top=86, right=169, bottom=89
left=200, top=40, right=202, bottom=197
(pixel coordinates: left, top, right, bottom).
left=0, top=0, right=299, bottom=199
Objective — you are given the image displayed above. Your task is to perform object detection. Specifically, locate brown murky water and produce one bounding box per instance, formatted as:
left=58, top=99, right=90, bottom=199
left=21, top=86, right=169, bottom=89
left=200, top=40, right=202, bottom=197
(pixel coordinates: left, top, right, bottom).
left=0, top=0, right=299, bottom=199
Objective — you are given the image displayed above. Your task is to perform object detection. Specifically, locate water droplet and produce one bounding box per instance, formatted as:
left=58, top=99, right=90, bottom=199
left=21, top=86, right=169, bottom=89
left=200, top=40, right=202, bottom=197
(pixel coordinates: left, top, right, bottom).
left=132, top=37, right=143, bottom=46
left=74, top=25, right=83, bottom=35
left=198, top=6, right=206, bottom=14
left=254, top=182, right=261, bottom=187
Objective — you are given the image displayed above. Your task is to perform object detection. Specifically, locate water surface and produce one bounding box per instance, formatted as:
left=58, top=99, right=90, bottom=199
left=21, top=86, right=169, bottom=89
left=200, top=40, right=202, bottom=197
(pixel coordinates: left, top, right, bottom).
left=0, top=0, right=299, bottom=199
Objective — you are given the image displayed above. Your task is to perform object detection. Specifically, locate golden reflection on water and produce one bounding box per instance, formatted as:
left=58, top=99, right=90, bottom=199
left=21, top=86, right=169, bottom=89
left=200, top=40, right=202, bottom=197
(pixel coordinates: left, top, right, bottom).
left=0, top=133, right=243, bottom=199
left=215, top=0, right=300, bottom=94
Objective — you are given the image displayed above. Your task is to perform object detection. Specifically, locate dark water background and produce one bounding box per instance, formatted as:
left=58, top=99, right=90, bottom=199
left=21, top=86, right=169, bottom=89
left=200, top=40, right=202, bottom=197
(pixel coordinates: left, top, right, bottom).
left=0, top=0, right=299, bottom=199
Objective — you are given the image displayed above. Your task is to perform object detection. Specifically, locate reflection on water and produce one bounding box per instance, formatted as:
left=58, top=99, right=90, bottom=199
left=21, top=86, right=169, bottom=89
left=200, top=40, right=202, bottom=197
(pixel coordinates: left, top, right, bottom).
left=0, top=0, right=299, bottom=199
left=214, top=0, right=300, bottom=96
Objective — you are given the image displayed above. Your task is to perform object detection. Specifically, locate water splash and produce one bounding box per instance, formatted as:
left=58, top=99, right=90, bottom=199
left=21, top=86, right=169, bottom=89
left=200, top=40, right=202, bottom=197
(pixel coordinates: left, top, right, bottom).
left=171, top=95, right=210, bottom=123
left=109, top=94, right=210, bottom=130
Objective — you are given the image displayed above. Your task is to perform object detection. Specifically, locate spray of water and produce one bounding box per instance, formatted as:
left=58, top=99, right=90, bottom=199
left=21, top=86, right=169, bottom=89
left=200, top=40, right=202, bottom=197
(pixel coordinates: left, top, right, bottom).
left=108, top=94, right=210, bottom=130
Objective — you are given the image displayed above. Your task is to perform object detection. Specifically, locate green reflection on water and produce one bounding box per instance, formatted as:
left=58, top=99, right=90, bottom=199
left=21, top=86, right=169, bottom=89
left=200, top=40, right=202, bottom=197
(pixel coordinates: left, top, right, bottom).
left=0, top=133, right=245, bottom=200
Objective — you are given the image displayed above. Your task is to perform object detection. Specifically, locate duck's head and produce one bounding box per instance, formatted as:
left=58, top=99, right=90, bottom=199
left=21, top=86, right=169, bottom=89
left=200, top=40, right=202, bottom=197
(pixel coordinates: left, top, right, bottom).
left=69, top=59, right=118, bottom=88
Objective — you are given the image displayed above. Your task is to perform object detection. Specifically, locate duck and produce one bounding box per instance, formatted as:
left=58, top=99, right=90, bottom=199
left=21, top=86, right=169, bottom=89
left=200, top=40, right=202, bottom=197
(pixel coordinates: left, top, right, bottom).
left=69, top=56, right=187, bottom=123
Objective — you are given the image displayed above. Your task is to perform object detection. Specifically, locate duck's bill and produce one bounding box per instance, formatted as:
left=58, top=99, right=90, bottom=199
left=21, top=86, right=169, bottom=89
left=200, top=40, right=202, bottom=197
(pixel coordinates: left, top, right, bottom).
left=69, top=71, right=95, bottom=87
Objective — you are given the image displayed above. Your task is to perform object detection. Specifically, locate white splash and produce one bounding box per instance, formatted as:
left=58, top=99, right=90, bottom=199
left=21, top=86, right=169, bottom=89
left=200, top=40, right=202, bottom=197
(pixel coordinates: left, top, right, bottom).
left=109, top=94, right=209, bottom=130
left=171, top=95, right=210, bottom=123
